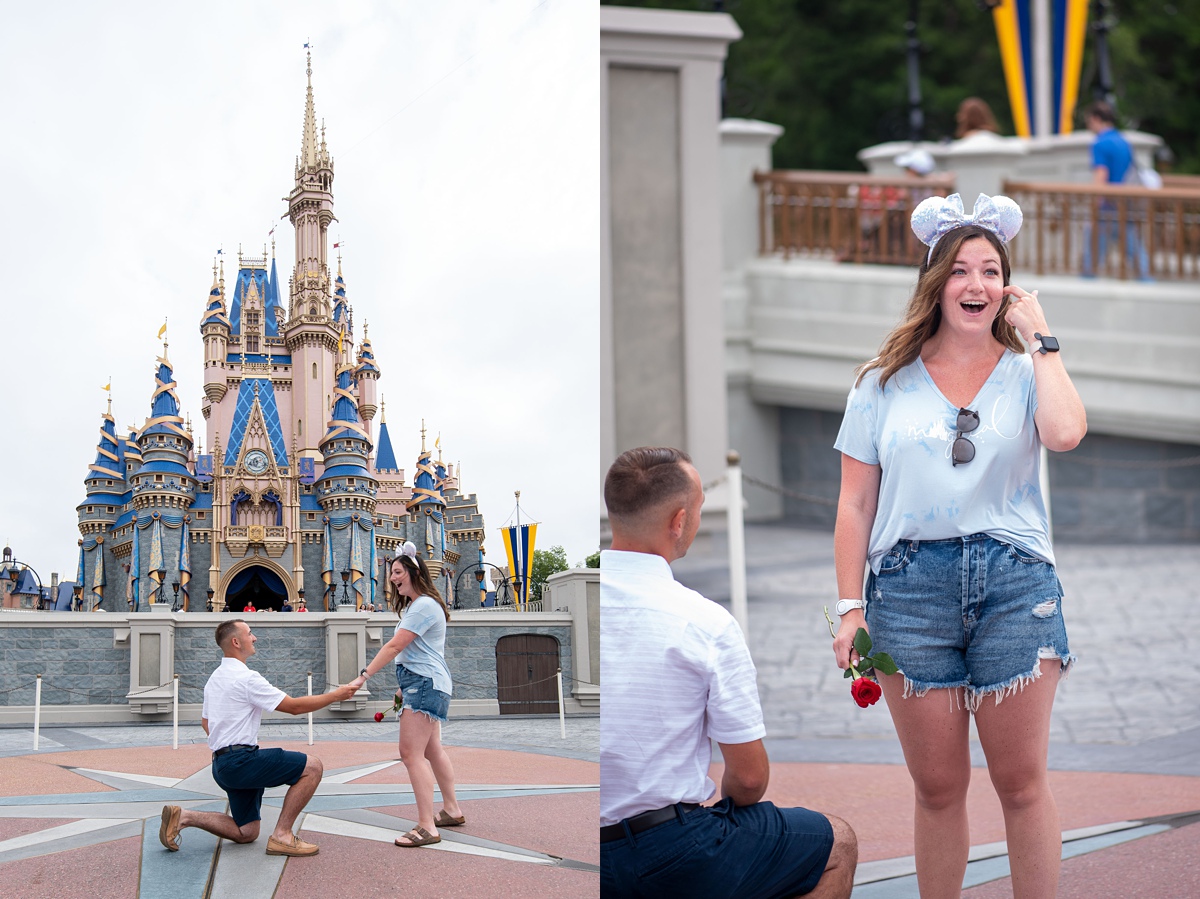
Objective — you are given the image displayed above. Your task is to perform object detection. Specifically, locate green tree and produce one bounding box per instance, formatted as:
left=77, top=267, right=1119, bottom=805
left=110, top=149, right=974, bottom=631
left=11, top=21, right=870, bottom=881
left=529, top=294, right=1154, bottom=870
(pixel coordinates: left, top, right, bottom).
left=603, top=0, right=1200, bottom=172
left=531, top=545, right=570, bottom=599
left=584, top=550, right=601, bottom=569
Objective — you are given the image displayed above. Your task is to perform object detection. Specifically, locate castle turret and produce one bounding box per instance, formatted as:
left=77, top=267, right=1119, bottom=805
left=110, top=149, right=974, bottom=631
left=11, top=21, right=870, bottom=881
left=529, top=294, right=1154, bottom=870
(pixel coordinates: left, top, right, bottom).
left=356, top=321, right=380, bottom=427
left=75, top=401, right=126, bottom=609
left=317, top=364, right=377, bottom=609
left=201, top=260, right=231, bottom=403
left=130, top=346, right=196, bottom=609
left=406, top=424, right=447, bottom=566
left=282, top=51, right=341, bottom=457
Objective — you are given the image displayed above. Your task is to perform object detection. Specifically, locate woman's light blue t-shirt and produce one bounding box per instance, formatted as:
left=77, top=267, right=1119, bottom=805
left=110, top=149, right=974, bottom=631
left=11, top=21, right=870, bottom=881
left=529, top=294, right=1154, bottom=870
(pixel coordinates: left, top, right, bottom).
left=396, top=595, right=452, bottom=695
left=834, top=350, right=1054, bottom=574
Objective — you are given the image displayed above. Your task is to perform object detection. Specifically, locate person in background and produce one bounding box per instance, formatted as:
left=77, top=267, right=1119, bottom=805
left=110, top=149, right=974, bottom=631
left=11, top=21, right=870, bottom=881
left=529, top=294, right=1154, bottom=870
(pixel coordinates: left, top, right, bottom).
left=601, top=446, right=857, bottom=899
left=1081, top=100, right=1153, bottom=280
left=955, top=97, right=1000, bottom=139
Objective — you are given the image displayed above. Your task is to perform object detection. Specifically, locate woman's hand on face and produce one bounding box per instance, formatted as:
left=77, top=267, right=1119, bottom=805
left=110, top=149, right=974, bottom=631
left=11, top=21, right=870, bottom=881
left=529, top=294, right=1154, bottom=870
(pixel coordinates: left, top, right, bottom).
left=833, top=612, right=867, bottom=670
left=1001, top=286, right=1050, bottom=344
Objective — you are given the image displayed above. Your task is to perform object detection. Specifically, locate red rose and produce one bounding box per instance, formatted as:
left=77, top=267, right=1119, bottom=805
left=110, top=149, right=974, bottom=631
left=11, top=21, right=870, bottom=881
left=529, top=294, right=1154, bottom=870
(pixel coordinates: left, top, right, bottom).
left=373, top=711, right=385, bottom=722
left=850, top=677, right=882, bottom=708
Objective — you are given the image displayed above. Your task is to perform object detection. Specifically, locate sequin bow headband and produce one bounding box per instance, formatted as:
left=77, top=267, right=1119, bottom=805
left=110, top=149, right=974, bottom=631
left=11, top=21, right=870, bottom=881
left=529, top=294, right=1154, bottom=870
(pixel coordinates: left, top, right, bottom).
left=911, top=192, right=1022, bottom=259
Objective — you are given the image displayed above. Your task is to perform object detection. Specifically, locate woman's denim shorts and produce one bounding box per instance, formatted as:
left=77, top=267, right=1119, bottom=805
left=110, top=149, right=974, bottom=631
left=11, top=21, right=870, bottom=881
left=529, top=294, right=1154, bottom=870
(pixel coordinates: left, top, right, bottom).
left=396, top=664, right=450, bottom=723
left=865, top=534, right=1073, bottom=710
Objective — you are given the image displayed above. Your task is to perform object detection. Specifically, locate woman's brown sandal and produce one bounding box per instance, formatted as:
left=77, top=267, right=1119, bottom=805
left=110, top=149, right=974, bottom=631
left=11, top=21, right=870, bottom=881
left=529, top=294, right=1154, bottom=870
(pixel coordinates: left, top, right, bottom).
left=394, top=826, right=440, bottom=847
left=434, top=810, right=465, bottom=827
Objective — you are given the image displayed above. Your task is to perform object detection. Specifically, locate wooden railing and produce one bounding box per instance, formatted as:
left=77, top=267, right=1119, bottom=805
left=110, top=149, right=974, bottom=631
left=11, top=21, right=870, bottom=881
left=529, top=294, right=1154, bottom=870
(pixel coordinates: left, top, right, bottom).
left=753, top=170, right=957, bottom=265
left=1001, top=180, right=1200, bottom=280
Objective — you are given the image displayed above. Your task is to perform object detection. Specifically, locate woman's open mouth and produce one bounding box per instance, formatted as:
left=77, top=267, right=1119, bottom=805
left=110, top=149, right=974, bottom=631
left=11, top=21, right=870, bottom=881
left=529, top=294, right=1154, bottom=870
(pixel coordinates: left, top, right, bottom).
left=961, top=300, right=987, bottom=314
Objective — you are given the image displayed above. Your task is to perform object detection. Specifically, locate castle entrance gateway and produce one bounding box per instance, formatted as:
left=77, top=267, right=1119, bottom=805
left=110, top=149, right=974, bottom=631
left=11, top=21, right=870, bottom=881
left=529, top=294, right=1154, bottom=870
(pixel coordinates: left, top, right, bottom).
left=224, top=565, right=288, bottom=612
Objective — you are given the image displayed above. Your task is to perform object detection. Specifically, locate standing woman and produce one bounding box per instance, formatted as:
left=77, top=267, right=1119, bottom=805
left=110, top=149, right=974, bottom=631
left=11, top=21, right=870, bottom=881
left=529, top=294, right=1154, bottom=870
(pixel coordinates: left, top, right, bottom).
left=832, top=194, right=1086, bottom=899
left=352, top=541, right=465, bottom=847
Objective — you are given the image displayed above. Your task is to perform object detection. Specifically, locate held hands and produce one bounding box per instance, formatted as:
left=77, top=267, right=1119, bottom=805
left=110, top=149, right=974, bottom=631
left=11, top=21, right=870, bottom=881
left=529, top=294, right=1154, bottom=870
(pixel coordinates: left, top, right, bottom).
left=334, top=680, right=360, bottom=701
left=348, top=674, right=367, bottom=691
left=1001, top=285, right=1050, bottom=346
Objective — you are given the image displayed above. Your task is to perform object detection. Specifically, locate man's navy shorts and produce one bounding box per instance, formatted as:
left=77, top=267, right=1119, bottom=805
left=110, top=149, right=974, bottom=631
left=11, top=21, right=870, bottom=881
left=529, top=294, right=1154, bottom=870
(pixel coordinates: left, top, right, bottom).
left=600, top=797, right=833, bottom=899
left=211, top=746, right=308, bottom=826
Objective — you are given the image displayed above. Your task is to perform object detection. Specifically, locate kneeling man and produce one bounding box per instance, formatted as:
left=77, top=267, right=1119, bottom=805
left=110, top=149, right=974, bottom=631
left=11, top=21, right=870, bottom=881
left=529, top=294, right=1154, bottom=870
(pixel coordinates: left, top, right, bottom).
left=159, top=619, right=357, bottom=857
left=600, top=447, right=857, bottom=898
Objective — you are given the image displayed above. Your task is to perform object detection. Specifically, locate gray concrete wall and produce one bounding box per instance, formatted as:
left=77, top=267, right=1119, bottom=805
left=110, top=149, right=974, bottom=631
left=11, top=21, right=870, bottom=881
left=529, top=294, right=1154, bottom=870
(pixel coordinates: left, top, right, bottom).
left=0, top=611, right=582, bottom=722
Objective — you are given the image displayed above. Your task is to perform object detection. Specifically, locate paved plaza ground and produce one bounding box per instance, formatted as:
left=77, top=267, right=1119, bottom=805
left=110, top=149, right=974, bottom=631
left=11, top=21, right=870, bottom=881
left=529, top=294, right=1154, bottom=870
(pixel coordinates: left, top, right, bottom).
left=672, top=522, right=1200, bottom=896
left=0, top=717, right=598, bottom=899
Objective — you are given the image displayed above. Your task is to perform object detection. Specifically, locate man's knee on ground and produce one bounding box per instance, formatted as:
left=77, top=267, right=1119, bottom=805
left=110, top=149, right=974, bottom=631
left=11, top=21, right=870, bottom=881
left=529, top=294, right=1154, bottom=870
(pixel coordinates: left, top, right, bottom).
left=234, top=820, right=260, bottom=843
left=826, top=814, right=858, bottom=867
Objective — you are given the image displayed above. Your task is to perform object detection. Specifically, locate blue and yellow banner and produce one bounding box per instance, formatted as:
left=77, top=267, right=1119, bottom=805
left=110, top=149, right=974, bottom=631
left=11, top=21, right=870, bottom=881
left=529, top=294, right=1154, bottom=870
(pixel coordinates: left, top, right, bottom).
left=992, top=0, right=1088, bottom=136
left=501, top=523, right=537, bottom=610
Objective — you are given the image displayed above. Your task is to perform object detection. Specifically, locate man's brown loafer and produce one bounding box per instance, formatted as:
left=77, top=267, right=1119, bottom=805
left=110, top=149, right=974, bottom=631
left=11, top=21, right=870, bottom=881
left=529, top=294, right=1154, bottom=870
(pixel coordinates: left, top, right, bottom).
left=159, top=805, right=182, bottom=851
left=266, top=834, right=319, bottom=857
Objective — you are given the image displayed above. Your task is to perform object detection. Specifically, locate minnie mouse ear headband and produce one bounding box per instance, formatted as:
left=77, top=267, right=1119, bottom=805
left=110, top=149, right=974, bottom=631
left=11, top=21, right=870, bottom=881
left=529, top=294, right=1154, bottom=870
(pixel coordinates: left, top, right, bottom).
left=398, top=541, right=418, bottom=562
left=911, top=193, right=1022, bottom=261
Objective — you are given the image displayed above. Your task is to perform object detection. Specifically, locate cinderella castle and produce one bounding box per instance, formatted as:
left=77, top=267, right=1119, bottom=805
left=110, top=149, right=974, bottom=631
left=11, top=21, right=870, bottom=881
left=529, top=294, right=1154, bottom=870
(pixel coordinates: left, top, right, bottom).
left=74, top=55, right=485, bottom=613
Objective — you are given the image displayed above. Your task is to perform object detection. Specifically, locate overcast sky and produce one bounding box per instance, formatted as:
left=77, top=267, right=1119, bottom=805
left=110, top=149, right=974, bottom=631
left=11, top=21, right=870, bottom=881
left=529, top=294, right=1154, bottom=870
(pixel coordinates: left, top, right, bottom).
left=0, top=1, right=599, bottom=586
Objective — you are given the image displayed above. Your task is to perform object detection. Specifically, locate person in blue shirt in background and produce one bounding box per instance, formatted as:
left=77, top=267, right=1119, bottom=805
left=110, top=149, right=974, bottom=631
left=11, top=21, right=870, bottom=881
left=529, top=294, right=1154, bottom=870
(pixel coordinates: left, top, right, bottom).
left=1081, top=100, right=1153, bottom=280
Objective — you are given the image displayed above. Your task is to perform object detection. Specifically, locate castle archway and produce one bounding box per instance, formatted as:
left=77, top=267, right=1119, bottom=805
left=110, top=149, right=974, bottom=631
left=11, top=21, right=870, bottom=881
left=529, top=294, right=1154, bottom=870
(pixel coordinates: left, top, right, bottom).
left=221, top=560, right=291, bottom=612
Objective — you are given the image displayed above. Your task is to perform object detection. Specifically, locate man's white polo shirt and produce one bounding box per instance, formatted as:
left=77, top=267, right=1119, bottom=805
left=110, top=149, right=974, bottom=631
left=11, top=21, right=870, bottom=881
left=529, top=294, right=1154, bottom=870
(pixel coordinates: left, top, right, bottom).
left=600, top=549, right=765, bottom=827
left=202, top=657, right=286, bottom=752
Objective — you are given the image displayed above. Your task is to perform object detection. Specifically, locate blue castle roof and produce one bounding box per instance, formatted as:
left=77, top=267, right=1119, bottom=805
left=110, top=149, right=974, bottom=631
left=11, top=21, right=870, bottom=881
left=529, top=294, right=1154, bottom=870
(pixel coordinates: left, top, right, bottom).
left=224, top=378, right=289, bottom=467
left=87, top=414, right=124, bottom=481
left=142, top=358, right=189, bottom=440
left=229, top=265, right=281, bottom=337
left=375, top=420, right=398, bottom=471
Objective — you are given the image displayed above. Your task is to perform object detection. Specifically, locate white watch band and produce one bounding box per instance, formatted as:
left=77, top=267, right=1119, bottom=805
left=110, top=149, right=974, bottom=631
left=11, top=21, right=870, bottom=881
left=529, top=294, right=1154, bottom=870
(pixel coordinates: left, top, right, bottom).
left=1030, top=339, right=1044, bottom=354
left=836, top=599, right=866, bottom=616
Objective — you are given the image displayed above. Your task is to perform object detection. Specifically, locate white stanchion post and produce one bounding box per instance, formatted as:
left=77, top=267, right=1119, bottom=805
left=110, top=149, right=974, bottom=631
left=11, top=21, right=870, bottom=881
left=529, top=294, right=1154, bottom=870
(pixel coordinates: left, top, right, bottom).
left=172, top=675, right=179, bottom=750
left=727, top=451, right=749, bottom=636
left=307, top=672, right=314, bottom=746
left=556, top=668, right=566, bottom=739
left=33, top=674, right=42, bottom=751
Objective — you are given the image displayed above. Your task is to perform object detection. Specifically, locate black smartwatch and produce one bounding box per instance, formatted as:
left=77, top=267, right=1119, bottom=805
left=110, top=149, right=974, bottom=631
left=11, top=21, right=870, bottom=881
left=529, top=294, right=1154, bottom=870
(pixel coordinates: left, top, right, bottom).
left=1032, top=333, right=1060, bottom=355
left=359, top=668, right=369, bottom=678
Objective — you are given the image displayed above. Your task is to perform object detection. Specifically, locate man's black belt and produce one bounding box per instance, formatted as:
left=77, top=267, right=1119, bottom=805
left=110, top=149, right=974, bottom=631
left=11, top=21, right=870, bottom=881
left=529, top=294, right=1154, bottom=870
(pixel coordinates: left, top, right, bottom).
left=600, top=803, right=701, bottom=843
left=212, top=743, right=257, bottom=759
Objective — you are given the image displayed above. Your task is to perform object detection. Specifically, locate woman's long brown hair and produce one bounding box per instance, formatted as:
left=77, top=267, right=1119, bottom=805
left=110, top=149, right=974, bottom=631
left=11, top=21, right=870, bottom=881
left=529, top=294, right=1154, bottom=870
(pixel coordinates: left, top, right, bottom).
left=855, top=226, right=1024, bottom=389
left=389, top=554, right=451, bottom=622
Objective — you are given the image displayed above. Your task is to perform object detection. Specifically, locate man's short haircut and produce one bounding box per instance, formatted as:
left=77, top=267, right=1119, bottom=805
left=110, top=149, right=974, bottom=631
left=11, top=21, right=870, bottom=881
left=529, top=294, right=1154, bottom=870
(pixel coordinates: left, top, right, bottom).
left=1087, top=101, right=1116, bottom=125
left=215, top=618, right=246, bottom=650
left=605, top=446, right=695, bottom=521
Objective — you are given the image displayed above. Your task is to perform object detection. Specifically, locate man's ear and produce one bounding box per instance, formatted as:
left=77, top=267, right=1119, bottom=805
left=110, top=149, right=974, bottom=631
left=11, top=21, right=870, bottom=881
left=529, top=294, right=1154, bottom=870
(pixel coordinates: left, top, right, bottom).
left=667, top=504, right=688, bottom=539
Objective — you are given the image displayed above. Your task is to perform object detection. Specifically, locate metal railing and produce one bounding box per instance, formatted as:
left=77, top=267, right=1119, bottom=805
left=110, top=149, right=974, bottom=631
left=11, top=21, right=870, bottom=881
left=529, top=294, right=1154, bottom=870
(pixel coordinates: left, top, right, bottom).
left=754, top=170, right=956, bottom=264
left=1001, top=179, right=1200, bottom=281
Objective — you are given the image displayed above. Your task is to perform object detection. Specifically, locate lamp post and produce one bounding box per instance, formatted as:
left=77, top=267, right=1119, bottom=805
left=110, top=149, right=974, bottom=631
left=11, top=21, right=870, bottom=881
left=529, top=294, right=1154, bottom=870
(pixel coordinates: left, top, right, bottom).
left=1091, top=0, right=1116, bottom=107
left=73, top=585, right=83, bottom=612
left=155, top=568, right=167, bottom=606
left=206, top=587, right=215, bottom=612
left=3, top=546, right=47, bottom=612
left=340, top=569, right=351, bottom=607
left=904, top=0, right=924, bottom=143
left=455, top=561, right=513, bottom=609
left=171, top=580, right=181, bottom=612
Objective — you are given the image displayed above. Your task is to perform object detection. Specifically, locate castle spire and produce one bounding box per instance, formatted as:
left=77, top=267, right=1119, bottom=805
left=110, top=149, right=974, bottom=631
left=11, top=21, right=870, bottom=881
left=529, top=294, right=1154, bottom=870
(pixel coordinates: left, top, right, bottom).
left=301, top=49, right=319, bottom=171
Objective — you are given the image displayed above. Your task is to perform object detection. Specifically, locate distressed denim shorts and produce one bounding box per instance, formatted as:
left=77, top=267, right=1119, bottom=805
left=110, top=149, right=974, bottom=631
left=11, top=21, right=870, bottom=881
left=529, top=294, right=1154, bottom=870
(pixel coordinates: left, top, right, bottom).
left=865, top=534, right=1073, bottom=709
left=396, top=664, right=450, bottom=723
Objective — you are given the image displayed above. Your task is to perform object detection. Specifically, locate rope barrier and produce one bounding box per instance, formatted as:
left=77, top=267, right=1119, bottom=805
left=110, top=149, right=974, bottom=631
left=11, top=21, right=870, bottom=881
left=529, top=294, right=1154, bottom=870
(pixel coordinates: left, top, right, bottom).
left=7, top=669, right=600, bottom=704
